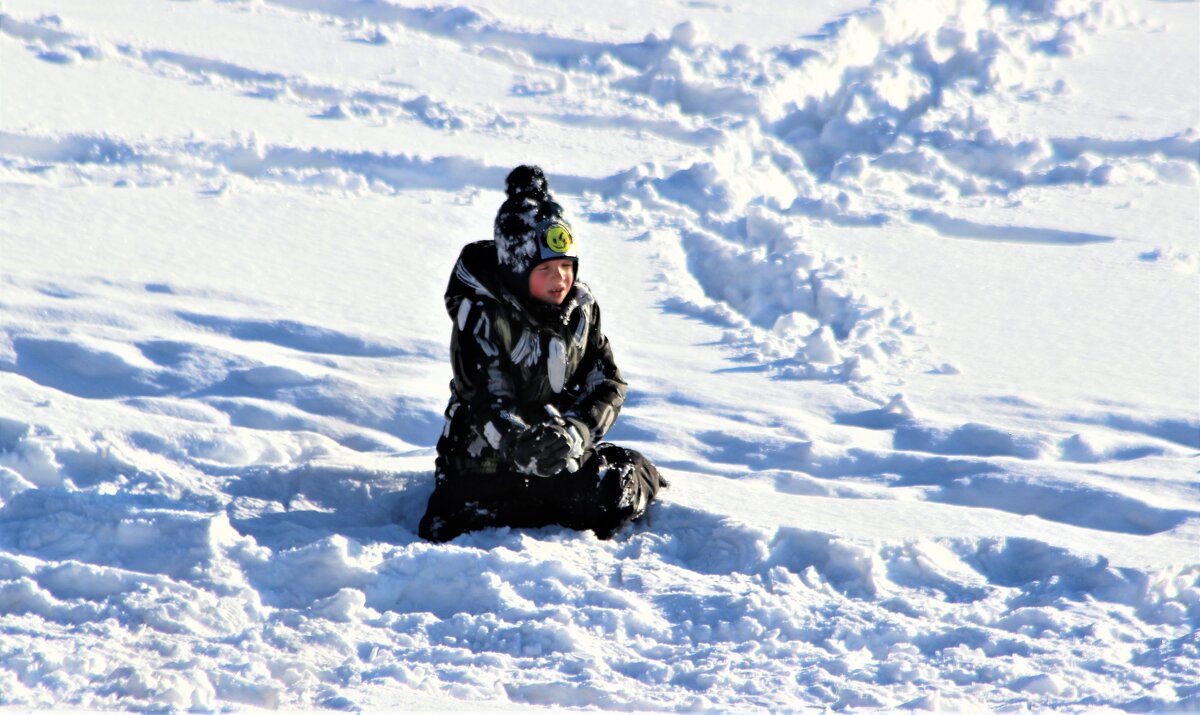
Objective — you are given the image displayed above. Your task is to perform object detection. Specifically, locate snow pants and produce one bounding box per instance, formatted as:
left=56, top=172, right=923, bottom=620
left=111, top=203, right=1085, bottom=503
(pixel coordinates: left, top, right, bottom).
left=419, top=443, right=663, bottom=543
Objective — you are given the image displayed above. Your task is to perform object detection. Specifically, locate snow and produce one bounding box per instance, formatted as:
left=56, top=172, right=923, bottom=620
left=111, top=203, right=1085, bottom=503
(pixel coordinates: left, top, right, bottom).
left=1, top=0, right=1198, bottom=710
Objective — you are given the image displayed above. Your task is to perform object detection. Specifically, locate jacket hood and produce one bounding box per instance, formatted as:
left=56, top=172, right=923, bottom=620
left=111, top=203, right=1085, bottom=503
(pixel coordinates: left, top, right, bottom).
left=445, top=240, right=592, bottom=330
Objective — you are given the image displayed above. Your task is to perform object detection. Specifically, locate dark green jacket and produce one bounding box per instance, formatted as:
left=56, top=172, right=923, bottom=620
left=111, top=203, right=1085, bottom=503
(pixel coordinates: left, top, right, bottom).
left=436, top=240, right=626, bottom=477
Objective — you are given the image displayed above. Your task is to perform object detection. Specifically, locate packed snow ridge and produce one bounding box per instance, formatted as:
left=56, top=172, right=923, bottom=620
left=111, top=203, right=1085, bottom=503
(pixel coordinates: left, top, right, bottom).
left=0, top=0, right=1197, bottom=710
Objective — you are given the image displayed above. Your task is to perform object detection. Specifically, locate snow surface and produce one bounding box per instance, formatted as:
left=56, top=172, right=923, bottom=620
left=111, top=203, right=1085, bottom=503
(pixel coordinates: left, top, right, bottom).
left=0, top=0, right=1198, bottom=710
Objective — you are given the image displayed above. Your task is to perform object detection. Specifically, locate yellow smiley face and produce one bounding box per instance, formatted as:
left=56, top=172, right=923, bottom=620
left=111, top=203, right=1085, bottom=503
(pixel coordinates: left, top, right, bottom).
left=545, top=224, right=573, bottom=253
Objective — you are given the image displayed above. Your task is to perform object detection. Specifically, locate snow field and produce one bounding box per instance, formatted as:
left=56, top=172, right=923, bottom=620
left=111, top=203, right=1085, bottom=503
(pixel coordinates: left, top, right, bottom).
left=0, top=209, right=1196, bottom=709
left=2, top=418, right=1198, bottom=710
left=1, top=0, right=1198, bottom=709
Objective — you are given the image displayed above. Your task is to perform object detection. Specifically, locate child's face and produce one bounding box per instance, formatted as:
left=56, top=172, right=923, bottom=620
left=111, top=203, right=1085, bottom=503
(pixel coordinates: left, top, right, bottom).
left=528, top=259, right=575, bottom=305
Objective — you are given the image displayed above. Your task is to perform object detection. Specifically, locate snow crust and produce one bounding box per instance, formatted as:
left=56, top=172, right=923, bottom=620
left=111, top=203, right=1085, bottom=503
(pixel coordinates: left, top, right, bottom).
left=0, top=0, right=1197, bottom=709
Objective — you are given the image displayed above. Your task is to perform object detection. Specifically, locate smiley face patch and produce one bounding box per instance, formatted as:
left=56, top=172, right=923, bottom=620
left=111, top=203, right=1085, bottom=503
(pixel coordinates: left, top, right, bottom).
left=545, top=224, right=573, bottom=254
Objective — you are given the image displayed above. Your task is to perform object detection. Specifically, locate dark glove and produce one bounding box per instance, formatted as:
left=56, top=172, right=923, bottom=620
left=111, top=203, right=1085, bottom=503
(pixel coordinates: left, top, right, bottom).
left=510, top=421, right=584, bottom=478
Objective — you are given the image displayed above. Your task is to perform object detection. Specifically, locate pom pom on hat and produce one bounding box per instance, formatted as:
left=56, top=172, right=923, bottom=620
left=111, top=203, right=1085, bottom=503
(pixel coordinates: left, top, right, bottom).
left=504, top=164, right=550, bottom=199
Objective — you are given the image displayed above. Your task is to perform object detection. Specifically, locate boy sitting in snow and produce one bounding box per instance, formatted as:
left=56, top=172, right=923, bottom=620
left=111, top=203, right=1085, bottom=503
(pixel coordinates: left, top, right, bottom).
left=419, top=165, right=664, bottom=542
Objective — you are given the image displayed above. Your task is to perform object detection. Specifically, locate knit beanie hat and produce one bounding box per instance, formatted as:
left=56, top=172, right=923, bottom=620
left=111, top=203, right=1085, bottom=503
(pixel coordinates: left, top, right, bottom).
left=494, top=165, right=579, bottom=298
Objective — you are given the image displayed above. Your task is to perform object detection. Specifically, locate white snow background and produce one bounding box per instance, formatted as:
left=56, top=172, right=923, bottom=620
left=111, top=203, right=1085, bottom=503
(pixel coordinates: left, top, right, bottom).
left=0, top=0, right=1198, bottom=710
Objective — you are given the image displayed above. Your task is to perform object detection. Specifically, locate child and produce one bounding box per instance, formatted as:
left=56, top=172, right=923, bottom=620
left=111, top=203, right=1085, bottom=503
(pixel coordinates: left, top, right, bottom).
left=419, top=165, right=664, bottom=542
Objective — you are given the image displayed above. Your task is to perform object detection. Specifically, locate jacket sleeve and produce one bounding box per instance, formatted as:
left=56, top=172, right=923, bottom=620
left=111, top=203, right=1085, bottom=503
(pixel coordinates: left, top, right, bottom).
left=448, top=299, right=528, bottom=460
left=563, top=303, right=627, bottom=450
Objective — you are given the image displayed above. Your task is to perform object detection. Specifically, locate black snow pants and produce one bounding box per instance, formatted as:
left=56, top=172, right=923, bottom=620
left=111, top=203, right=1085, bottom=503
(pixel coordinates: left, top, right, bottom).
left=419, top=443, right=663, bottom=543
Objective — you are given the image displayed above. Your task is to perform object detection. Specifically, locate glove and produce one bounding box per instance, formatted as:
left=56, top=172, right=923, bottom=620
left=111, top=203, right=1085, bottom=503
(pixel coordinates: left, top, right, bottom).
left=545, top=405, right=587, bottom=472
left=510, top=420, right=585, bottom=478
left=510, top=423, right=569, bottom=477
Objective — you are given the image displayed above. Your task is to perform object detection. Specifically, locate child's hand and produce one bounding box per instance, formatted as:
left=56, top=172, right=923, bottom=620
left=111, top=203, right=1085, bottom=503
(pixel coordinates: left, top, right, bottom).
left=510, top=422, right=582, bottom=477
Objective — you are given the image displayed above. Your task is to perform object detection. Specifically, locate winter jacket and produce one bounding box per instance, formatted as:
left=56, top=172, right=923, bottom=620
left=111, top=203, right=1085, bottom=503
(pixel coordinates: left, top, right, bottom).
left=436, top=240, right=626, bottom=477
